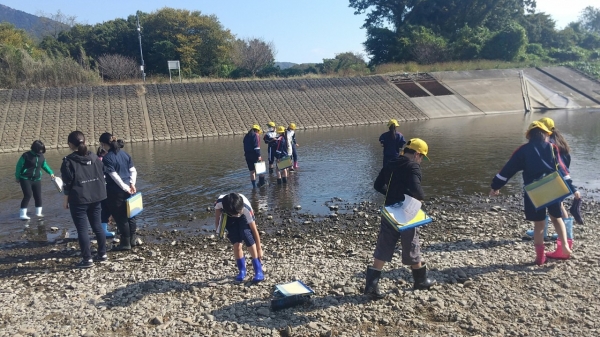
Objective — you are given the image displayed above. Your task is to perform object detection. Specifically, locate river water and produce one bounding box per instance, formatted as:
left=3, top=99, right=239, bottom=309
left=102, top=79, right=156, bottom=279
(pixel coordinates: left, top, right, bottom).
left=0, top=109, right=598, bottom=241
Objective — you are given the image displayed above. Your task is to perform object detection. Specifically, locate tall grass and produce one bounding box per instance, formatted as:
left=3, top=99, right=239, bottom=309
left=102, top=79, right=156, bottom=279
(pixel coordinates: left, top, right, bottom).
left=374, top=60, right=553, bottom=75
left=0, top=46, right=100, bottom=89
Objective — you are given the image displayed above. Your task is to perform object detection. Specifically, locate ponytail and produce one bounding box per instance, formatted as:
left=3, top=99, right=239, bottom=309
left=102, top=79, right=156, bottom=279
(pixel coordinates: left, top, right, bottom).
left=389, top=125, right=396, bottom=141
left=99, top=132, right=122, bottom=153
left=67, top=131, right=88, bottom=156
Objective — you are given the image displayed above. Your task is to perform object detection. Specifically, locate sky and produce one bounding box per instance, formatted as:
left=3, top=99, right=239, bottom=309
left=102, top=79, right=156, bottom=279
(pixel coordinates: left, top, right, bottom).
left=2, top=0, right=598, bottom=64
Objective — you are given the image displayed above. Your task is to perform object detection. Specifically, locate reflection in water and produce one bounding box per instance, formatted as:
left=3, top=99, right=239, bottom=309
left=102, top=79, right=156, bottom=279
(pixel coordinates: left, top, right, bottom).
left=0, top=109, right=598, bottom=238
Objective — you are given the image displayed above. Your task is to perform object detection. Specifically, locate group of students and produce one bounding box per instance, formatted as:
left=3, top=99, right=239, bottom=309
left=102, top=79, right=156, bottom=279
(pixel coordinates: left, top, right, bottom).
left=15, top=131, right=139, bottom=268
left=243, top=122, right=299, bottom=188
left=362, top=117, right=582, bottom=298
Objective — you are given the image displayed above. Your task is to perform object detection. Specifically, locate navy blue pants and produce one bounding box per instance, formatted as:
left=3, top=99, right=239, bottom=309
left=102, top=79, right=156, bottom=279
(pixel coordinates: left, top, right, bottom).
left=101, top=199, right=110, bottom=223
left=292, top=144, right=298, bottom=162
left=70, top=201, right=106, bottom=260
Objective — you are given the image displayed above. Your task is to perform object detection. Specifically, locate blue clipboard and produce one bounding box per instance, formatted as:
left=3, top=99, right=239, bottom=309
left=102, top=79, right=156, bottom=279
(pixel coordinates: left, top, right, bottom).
left=126, top=193, right=143, bottom=218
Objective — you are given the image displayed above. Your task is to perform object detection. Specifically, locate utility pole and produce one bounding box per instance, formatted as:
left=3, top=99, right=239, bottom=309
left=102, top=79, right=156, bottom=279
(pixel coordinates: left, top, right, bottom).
left=136, top=11, right=146, bottom=82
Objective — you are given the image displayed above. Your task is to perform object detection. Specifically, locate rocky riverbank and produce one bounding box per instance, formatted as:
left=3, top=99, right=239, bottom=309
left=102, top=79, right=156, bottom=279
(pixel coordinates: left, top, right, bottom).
left=0, top=193, right=599, bottom=337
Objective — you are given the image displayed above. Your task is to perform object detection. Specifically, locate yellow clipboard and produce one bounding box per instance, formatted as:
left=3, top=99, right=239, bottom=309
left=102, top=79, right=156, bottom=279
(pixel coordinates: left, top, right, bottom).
left=126, top=193, right=143, bottom=218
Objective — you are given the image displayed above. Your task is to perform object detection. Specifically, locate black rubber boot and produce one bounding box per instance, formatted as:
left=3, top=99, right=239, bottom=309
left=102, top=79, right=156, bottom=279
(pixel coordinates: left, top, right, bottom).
left=112, top=237, right=131, bottom=251
left=257, top=176, right=266, bottom=187
left=282, top=177, right=287, bottom=184
left=277, top=178, right=282, bottom=184
left=412, top=263, right=436, bottom=290
left=364, top=267, right=386, bottom=299
left=269, top=167, right=274, bottom=174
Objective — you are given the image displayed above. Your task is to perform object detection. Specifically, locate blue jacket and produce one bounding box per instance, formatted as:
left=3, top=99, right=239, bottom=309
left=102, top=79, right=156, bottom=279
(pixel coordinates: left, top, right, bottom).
left=263, top=129, right=277, bottom=149
left=243, top=130, right=261, bottom=157
left=491, top=140, right=576, bottom=192
left=103, top=149, right=134, bottom=192
left=379, top=131, right=406, bottom=158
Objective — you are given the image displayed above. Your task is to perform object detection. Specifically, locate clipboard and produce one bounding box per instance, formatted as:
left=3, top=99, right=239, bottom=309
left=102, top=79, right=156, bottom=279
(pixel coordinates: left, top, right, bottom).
left=277, top=156, right=293, bottom=170
left=126, top=193, right=143, bottom=218
left=52, top=176, right=63, bottom=193
left=380, top=195, right=432, bottom=231
left=275, top=280, right=314, bottom=297
left=254, top=161, right=267, bottom=175
left=217, top=213, right=228, bottom=239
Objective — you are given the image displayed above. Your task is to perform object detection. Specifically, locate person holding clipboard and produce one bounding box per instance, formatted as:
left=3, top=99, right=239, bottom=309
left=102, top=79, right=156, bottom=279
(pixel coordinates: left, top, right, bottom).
left=365, top=138, right=436, bottom=299
left=99, top=132, right=139, bottom=251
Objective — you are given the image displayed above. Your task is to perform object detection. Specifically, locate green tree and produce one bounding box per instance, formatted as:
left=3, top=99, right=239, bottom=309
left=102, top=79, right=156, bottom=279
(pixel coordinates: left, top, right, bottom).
left=579, top=6, right=600, bottom=34
left=141, top=8, right=234, bottom=77
left=321, top=52, right=369, bottom=75
left=481, top=22, right=528, bottom=61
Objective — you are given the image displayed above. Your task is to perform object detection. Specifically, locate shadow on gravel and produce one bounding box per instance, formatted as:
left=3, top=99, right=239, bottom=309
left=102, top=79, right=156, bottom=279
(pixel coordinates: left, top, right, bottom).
left=209, top=294, right=371, bottom=330
left=422, top=238, right=516, bottom=253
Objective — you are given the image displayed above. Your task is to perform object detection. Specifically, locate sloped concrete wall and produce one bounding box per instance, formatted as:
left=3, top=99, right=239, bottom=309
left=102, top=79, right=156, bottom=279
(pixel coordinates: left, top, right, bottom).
left=0, top=76, right=427, bottom=152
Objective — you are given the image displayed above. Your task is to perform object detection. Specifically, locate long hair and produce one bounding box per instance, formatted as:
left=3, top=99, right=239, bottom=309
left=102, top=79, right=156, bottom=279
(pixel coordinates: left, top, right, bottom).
left=550, top=129, right=571, bottom=155
left=67, top=131, right=88, bottom=156
left=388, top=125, right=396, bottom=141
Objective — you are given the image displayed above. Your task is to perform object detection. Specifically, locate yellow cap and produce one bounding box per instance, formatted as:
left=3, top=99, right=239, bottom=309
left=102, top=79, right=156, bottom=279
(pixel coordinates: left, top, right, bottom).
left=387, top=119, right=399, bottom=127
left=277, top=126, right=286, bottom=134
left=267, top=121, right=275, bottom=127
left=538, top=117, right=555, bottom=132
left=526, top=121, right=551, bottom=139
left=252, top=124, right=261, bottom=133
left=288, top=123, right=297, bottom=130
left=404, top=138, right=429, bottom=161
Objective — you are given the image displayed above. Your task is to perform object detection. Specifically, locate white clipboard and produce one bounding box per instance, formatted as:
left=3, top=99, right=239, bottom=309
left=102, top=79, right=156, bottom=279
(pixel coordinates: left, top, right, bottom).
left=52, top=177, right=63, bottom=193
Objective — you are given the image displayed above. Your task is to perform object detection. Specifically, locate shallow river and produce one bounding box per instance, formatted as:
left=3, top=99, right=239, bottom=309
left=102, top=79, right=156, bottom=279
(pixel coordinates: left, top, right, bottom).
left=0, top=109, right=598, bottom=240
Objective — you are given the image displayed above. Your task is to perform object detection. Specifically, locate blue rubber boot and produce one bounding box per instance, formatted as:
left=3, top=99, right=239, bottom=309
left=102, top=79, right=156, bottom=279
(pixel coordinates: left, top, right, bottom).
left=251, top=258, right=264, bottom=283
left=235, top=258, right=246, bottom=282
left=102, top=223, right=115, bottom=238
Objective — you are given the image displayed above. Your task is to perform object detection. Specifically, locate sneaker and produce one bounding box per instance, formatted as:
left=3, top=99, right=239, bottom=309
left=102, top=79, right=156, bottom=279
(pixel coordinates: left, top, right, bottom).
left=75, top=259, right=94, bottom=268
left=93, top=254, right=108, bottom=263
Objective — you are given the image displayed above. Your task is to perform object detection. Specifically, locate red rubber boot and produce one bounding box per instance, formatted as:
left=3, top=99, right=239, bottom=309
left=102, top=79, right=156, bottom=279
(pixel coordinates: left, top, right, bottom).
left=535, top=244, right=546, bottom=265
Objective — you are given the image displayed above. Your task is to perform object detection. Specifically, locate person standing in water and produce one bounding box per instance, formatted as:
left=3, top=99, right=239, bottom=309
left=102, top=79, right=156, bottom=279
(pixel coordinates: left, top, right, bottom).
left=379, top=119, right=406, bottom=168
left=243, top=124, right=265, bottom=187
left=263, top=122, right=277, bottom=174
left=286, top=123, right=300, bottom=170
left=15, top=140, right=55, bottom=220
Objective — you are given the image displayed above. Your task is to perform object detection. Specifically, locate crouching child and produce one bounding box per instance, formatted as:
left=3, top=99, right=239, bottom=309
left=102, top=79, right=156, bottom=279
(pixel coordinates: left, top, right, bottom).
left=214, top=193, right=264, bottom=283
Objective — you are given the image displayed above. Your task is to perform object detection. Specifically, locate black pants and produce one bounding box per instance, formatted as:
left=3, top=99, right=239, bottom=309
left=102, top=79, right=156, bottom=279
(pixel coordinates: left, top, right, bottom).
left=20, top=179, right=42, bottom=208
left=70, top=201, right=106, bottom=260
left=101, top=199, right=110, bottom=223
left=106, top=189, right=137, bottom=238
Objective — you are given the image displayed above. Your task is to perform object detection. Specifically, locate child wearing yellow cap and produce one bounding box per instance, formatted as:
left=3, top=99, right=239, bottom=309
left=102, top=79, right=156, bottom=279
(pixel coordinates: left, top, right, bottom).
left=489, top=122, right=580, bottom=265
left=243, top=125, right=264, bottom=188
left=379, top=119, right=406, bottom=167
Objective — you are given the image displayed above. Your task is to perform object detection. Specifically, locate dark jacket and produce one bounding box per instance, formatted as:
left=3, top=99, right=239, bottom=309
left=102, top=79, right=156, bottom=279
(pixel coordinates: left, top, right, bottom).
left=274, top=135, right=288, bottom=159
left=491, top=140, right=576, bottom=191
left=243, top=130, right=261, bottom=157
left=61, top=152, right=107, bottom=205
left=102, top=149, right=134, bottom=192
left=16, top=151, right=54, bottom=181
left=263, top=129, right=277, bottom=149
left=379, top=131, right=406, bottom=158
left=374, top=155, right=425, bottom=206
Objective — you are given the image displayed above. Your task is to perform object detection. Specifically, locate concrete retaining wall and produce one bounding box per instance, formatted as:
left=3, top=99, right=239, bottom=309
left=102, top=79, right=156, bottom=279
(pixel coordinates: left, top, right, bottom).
left=0, top=76, right=427, bottom=152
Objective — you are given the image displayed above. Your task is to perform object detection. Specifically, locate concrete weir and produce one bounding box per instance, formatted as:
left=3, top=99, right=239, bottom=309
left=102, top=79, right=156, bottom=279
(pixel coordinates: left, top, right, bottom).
left=0, top=66, right=598, bottom=152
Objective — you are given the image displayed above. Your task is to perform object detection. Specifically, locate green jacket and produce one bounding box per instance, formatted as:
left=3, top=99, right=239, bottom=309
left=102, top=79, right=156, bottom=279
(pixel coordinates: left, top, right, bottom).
left=15, top=151, right=54, bottom=181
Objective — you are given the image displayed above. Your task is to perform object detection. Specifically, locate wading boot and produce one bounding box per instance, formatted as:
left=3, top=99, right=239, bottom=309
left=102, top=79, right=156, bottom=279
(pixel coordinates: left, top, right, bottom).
left=235, top=257, right=247, bottom=282
left=112, top=237, right=131, bottom=251
left=102, top=223, right=115, bottom=238
left=282, top=177, right=287, bottom=184
left=257, top=176, right=266, bottom=187
left=19, top=208, right=30, bottom=220
left=269, top=167, right=274, bottom=174
left=412, top=263, right=436, bottom=290
left=364, top=267, right=385, bottom=299
left=130, top=234, right=140, bottom=247
left=251, top=258, right=264, bottom=283
left=277, top=178, right=282, bottom=184
left=35, top=207, right=44, bottom=218
left=546, top=240, right=571, bottom=260
left=535, top=244, right=546, bottom=265
left=251, top=180, right=257, bottom=188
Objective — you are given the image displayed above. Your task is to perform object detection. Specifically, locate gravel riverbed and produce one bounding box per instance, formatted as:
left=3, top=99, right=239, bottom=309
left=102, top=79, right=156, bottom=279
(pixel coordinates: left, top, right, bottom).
left=0, top=193, right=599, bottom=337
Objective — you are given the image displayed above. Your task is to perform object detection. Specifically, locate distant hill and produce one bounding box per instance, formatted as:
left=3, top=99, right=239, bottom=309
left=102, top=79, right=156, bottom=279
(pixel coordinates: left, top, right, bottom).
left=0, top=4, right=65, bottom=39
left=275, top=62, right=297, bottom=70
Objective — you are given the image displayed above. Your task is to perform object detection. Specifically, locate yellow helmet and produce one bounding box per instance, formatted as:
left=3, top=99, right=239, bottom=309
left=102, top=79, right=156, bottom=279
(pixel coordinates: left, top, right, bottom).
left=277, top=126, right=286, bottom=134
left=538, top=117, right=555, bottom=132
left=288, top=123, right=297, bottom=130
left=267, top=121, right=276, bottom=127
left=387, top=119, right=399, bottom=127
left=525, top=121, right=551, bottom=139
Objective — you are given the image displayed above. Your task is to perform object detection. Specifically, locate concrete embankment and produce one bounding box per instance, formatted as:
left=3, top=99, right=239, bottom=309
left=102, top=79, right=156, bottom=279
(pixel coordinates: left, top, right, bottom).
left=0, top=77, right=427, bottom=153
left=1, top=66, right=599, bottom=153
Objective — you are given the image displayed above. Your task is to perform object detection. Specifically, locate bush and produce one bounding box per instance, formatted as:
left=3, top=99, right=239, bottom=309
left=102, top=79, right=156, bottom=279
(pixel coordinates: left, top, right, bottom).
left=481, top=22, right=528, bottom=61
left=549, top=47, right=587, bottom=62
left=526, top=43, right=546, bottom=56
